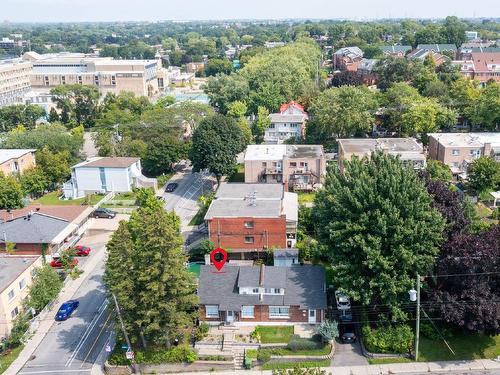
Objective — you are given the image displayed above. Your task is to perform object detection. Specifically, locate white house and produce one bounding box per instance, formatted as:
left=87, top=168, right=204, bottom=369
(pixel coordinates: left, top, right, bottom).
left=63, top=157, right=156, bottom=199
left=264, top=101, right=308, bottom=144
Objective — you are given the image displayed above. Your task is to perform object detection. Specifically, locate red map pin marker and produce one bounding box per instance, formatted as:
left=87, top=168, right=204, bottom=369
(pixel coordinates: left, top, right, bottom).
left=210, top=248, right=228, bottom=271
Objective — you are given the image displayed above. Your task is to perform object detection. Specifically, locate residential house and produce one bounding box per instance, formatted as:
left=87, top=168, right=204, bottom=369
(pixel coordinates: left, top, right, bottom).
left=0, top=255, right=43, bottom=339
left=0, top=149, right=36, bottom=175
left=407, top=49, right=450, bottom=66
left=63, top=157, right=156, bottom=200
left=264, top=101, right=308, bottom=144
left=380, top=45, right=412, bottom=57
left=198, top=264, right=326, bottom=325
left=357, top=58, right=379, bottom=85
left=185, top=62, right=205, bottom=74
left=333, top=47, right=363, bottom=71
left=338, top=138, right=426, bottom=171
left=458, top=46, right=500, bottom=60
left=427, top=132, right=500, bottom=175
left=244, top=144, right=326, bottom=191
left=0, top=205, right=93, bottom=255
left=415, top=44, right=458, bottom=56
left=204, top=183, right=298, bottom=255
left=451, top=52, right=500, bottom=84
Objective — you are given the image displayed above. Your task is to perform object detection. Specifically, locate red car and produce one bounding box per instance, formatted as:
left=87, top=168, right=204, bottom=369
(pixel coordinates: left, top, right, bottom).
left=74, top=245, right=91, bottom=257
left=50, top=257, right=79, bottom=269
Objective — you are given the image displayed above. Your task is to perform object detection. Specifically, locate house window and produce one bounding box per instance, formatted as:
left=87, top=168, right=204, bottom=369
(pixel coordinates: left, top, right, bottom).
left=470, top=149, right=481, bottom=157
left=244, top=221, right=254, bottom=229
left=274, top=288, right=281, bottom=294
left=19, top=278, right=26, bottom=290
left=11, top=307, right=19, bottom=319
left=7, top=289, right=15, bottom=301
left=269, top=124, right=275, bottom=129
left=269, top=306, right=290, bottom=318
left=205, top=305, right=219, bottom=318
left=264, top=288, right=272, bottom=293
left=99, top=167, right=107, bottom=190
left=262, top=162, right=267, bottom=168
left=252, top=288, right=259, bottom=293
left=241, top=306, right=254, bottom=318
left=289, top=162, right=297, bottom=167
left=244, top=236, right=254, bottom=244
left=452, top=149, right=460, bottom=156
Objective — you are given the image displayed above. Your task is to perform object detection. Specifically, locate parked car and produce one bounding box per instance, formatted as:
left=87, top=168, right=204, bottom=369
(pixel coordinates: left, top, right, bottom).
left=335, top=290, right=351, bottom=310
left=50, top=257, right=78, bottom=269
left=55, top=300, right=79, bottom=321
left=165, top=183, right=179, bottom=192
left=73, top=245, right=91, bottom=257
left=93, top=208, right=116, bottom=219
left=340, top=323, right=356, bottom=343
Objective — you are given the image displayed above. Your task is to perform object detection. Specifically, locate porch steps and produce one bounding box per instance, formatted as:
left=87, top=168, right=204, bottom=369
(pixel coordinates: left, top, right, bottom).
left=233, top=348, right=245, bottom=370
left=222, top=333, right=234, bottom=352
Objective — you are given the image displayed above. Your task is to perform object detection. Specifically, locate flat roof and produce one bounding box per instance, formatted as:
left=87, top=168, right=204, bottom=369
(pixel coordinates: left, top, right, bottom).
left=338, top=138, right=423, bottom=154
left=215, top=183, right=283, bottom=200
left=428, top=133, right=500, bottom=148
left=0, top=149, right=35, bottom=164
left=73, top=157, right=139, bottom=169
left=0, top=256, right=40, bottom=293
left=244, top=144, right=323, bottom=161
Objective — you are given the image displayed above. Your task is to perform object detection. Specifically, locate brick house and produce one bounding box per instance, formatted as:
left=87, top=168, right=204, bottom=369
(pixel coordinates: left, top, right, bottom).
left=0, top=149, right=36, bottom=176
left=333, top=46, right=363, bottom=71
left=204, top=184, right=298, bottom=254
left=198, top=264, right=326, bottom=325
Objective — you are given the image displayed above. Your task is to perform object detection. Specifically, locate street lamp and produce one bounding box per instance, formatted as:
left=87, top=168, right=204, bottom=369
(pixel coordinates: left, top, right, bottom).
left=409, top=275, right=421, bottom=361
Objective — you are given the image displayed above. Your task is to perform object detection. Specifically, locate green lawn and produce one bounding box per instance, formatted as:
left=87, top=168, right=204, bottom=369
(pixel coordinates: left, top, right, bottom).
left=228, top=164, right=245, bottom=183
left=189, top=206, right=208, bottom=226
left=369, top=357, right=413, bottom=365
left=261, top=359, right=331, bottom=370
left=34, top=191, right=103, bottom=206
left=475, top=202, right=492, bottom=219
left=0, top=345, right=24, bottom=374
left=419, top=332, right=500, bottom=362
left=260, top=344, right=332, bottom=357
left=298, top=192, right=316, bottom=205
left=254, top=326, right=294, bottom=344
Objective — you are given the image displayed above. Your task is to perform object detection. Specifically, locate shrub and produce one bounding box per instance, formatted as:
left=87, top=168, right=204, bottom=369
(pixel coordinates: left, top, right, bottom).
left=122, top=345, right=197, bottom=365
left=491, top=208, right=500, bottom=220
left=316, top=320, right=339, bottom=342
left=5, top=313, right=30, bottom=348
left=420, top=322, right=451, bottom=341
left=257, top=349, right=271, bottom=363
left=287, top=336, right=321, bottom=352
left=362, top=324, right=413, bottom=354
left=250, top=329, right=261, bottom=343
left=194, top=322, right=209, bottom=341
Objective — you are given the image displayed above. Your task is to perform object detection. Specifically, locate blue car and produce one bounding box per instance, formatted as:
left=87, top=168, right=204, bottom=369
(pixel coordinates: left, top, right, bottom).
left=55, top=300, right=79, bottom=321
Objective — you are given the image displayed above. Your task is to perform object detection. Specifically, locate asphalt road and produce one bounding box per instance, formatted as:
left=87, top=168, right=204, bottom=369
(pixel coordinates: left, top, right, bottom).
left=18, top=251, right=112, bottom=375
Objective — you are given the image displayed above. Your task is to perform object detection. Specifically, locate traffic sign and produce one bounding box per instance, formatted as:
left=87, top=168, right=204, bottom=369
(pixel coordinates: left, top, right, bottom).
left=126, top=350, right=134, bottom=360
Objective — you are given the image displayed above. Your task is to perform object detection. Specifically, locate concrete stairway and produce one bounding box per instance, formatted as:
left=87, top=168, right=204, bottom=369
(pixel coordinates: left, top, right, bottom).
left=233, top=348, right=245, bottom=370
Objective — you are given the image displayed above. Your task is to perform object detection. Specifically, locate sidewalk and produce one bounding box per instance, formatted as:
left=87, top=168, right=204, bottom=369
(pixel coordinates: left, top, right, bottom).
left=4, top=241, right=108, bottom=375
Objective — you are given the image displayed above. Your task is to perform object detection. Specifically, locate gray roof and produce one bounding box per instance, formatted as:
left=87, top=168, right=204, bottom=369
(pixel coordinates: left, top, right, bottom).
left=334, top=46, right=363, bottom=57
left=380, top=45, right=412, bottom=54
left=198, top=264, right=326, bottom=310
left=205, top=199, right=283, bottom=219
left=416, top=44, right=457, bottom=52
left=269, top=113, right=307, bottom=123
left=0, top=213, right=69, bottom=244
left=215, top=183, right=283, bottom=200
left=273, top=249, right=299, bottom=258
left=286, top=145, right=324, bottom=159
left=0, top=256, right=39, bottom=293
left=238, top=266, right=287, bottom=288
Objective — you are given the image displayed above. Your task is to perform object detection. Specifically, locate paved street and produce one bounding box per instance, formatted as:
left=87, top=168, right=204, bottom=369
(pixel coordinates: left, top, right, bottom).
left=332, top=339, right=369, bottom=366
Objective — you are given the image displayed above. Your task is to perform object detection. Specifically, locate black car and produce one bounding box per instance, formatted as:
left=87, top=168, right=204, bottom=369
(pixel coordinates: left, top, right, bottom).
left=340, top=324, right=356, bottom=343
left=93, top=208, right=116, bottom=219
left=165, top=183, right=178, bottom=192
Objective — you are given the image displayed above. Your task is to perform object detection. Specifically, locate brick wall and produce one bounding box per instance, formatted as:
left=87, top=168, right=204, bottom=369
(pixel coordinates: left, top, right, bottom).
left=208, top=217, right=286, bottom=249
left=0, top=243, right=45, bottom=255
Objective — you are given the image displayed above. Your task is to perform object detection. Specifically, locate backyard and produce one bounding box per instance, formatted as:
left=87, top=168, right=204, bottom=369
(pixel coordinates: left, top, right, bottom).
left=227, top=163, right=245, bottom=183
left=34, top=191, right=103, bottom=206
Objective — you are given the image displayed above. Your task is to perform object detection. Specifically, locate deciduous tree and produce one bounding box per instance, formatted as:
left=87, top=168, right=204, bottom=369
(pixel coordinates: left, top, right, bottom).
left=467, top=156, right=500, bottom=194
left=0, top=172, right=24, bottom=209
left=26, top=265, right=63, bottom=313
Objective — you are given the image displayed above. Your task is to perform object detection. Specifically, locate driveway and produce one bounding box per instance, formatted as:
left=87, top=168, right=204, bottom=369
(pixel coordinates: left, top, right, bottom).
left=332, top=338, right=369, bottom=366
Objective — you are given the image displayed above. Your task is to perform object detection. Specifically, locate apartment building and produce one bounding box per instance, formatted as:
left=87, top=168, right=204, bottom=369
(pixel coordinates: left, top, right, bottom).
left=0, top=59, right=32, bottom=107
left=338, top=138, right=426, bottom=170
left=264, top=101, right=308, bottom=144
left=23, top=51, right=167, bottom=97
left=451, top=52, right=500, bottom=84
left=0, top=149, right=36, bottom=175
left=0, top=256, right=43, bottom=339
left=244, top=144, right=326, bottom=191
left=428, top=132, right=500, bottom=174
left=204, top=183, right=298, bottom=253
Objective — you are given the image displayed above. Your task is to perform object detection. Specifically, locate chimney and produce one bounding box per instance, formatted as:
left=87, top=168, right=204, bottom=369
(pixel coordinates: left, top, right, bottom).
left=259, top=264, right=265, bottom=286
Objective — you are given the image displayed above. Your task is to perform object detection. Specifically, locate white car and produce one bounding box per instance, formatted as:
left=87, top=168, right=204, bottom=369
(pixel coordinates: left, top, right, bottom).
left=335, top=290, right=351, bottom=310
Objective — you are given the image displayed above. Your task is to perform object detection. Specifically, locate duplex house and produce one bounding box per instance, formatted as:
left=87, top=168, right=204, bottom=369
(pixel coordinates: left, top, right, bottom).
left=63, top=157, right=156, bottom=199
left=244, top=144, right=326, bottom=191
left=198, top=264, right=326, bottom=325
left=0, top=256, right=43, bottom=339
left=338, top=138, right=426, bottom=171
left=0, top=205, right=92, bottom=255
left=380, top=45, right=412, bottom=57
left=204, top=183, right=298, bottom=254
left=428, top=132, right=500, bottom=175
left=264, top=101, right=309, bottom=144
left=0, top=149, right=36, bottom=175
left=451, top=52, right=500, bottom=84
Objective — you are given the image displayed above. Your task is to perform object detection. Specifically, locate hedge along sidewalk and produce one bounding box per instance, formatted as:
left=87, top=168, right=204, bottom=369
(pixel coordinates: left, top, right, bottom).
left=4, top=244, right=108, bottom=375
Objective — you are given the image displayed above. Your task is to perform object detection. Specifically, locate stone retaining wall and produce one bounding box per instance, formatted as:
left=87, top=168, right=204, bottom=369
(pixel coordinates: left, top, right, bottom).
left=104, top=360, right=233, bottom=374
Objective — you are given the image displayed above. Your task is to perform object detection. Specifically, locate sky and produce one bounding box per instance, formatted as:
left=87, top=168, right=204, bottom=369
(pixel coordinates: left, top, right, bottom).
left=2, top=0, right=500, bottom=22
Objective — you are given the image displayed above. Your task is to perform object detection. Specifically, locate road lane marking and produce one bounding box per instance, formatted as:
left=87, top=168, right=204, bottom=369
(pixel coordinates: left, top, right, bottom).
left=65, top=300, right=108, bottom=367
left=80, top=311, right=113, bottom=367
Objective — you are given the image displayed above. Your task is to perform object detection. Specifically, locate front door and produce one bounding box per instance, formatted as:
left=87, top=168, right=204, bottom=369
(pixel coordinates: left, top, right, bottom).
left=226, top=310, right=234, bottom=323
left=308, top=309, right=316, bottom=324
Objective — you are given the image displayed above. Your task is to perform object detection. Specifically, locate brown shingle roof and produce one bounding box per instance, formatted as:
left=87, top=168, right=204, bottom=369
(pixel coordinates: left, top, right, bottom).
left=80, top=157, right=139, bottom=168
left=0, top=205, right=88, bottom=223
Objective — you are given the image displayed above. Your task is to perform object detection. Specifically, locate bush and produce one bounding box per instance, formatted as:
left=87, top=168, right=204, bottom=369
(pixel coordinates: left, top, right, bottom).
left=420, top=322, right=451, bottom=341
left=316, top=320, right=339, bottom=342
left=362, top=324, right=413, bottom=354
left=110, top=345, right=197, bottom=365
left=195, top=322, right=210, bottom=341
left=257, top=349, right=272, bottom=363
left=5, top=313, right=30, bottom=349
left=287, top=336, right=321, bottom=352
left=157, top=174, right=172, bottom=188
left=491, top=208, right=500, bottom=220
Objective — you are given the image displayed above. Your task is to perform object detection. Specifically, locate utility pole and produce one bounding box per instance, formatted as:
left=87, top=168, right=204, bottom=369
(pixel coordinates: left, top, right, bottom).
left=112, top=293, right=139, bottom=373
left=415, top=274, right=421, bottom=361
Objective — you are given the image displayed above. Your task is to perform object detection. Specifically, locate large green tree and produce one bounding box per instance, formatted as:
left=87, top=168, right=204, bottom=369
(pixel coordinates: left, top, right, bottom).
left=26, top=265, right=63, bottom=312
left=467, top=156, right=500, bottom=194
left=50, top=84, right=101, bottom=128
left=19, top=167, right=50, bottom=198
left=0, top=172, right=24, bottom=209
left=35, top=147, right=71, bottom=185
left=314, top=152, right=445, bottom=318
left=104, top=190, right=198, bottom=348
left=190, top=114, right=245, bottom=186
left=0, top=104, right=46, bottom=131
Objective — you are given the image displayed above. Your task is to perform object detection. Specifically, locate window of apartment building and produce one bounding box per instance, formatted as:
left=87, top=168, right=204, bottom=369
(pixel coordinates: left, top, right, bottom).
left=78, top=76, right=83, bottom=84
left=244, top=221, right=254, bottom=229
left=111, top=76, right=116, bottom=85
left=44, top=76, right=49, bottom=86
left=61, top=75, right=66, bottom=84
left=290, top=123, right=298, bottom=128
left=11, top=307, right=19, bottom=319
left=262, top=162, right=267, bottom=168
left=289, top=162, right=297, bottom=167
left=241, top=306, right=255, bottom=318
left=7, top=289, right=15, bottom=301
left=205, top=305, right=219, bottom=318
left=269, top=306, right=290, bottom=318
left=274, top=288, right=281, bottom=294
left=269, top=124, right=275, bottom=129
left=252, top=288, right=259, bottom=293
left=244, top=236, right=255, bottom=244
left=470, top=149, right=481, bottom=157
left=19, top=278, right=26, bottom=290
left=452, top=149, right=460, bottom=156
